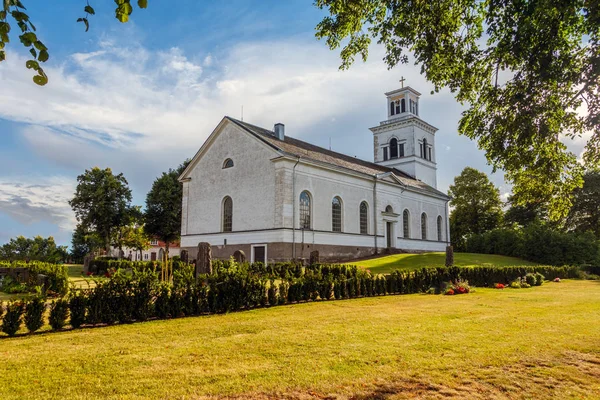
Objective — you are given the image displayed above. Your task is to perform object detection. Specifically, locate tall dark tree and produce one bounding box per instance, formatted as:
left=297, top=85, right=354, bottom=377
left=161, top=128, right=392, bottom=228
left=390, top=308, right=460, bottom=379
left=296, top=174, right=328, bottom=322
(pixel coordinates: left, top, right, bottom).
left=448, top=167, right=503, bottom=250
left=504, top=194, right=548, bottom=228
left=144, top=160, right=190, bottom=266
left=315, top=0, right=598, bottom=220
left=69, top=167, right=132, bottom=252
left=566, top=170, right=600, bottom=238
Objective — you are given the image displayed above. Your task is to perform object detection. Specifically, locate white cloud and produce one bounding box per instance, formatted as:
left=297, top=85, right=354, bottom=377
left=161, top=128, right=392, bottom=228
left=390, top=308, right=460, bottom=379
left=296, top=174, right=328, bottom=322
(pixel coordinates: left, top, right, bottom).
left=0, top=176, right=77, bottom=232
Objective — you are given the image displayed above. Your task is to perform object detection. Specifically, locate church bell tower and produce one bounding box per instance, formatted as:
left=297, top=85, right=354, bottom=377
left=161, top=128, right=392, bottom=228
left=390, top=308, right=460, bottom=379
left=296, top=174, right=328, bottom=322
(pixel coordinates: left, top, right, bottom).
left=370, top=80, right=439, bottom=188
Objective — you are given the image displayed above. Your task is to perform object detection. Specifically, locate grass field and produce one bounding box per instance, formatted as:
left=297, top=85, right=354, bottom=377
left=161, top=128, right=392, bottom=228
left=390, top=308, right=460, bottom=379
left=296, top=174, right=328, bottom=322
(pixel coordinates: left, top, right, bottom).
left=1, top=280, right=599, bottom=399
left=352, top=252, right=538, bottom=274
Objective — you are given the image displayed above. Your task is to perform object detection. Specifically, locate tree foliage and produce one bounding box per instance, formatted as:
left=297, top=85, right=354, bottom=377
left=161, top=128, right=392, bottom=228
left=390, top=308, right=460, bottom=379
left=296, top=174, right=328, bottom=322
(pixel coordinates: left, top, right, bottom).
left=70, top=223, right=104, bottom=263
left=315, top=0, right=599, bottom=220
left=144, top=160, right=189, bottom=257
left=0, top=235, right=68, bottom=263
left=0, top=0, right=148, bottom=85
left=448, top=167, right=503, bottom=250
left=69, top=167, right=133, bottom=252
left=566, top=170, right=600, bottom=238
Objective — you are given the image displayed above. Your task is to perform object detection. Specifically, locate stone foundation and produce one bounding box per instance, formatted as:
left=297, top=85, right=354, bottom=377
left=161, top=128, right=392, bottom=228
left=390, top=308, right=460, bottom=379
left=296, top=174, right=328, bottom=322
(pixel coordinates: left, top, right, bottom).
left=181, top=242, right=378, bottom=264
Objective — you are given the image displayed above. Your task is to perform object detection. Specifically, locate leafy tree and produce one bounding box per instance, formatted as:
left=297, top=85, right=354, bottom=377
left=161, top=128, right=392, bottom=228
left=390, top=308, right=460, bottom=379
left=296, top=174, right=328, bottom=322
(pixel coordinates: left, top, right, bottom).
left=111, top=205, right=143, bottom=258
left=122, top=225, right=150, bottom=261
left=69, top=167, right=133, bottom=252
left=315, top=0, right=598, bottom=220
left=0, top=0, right=148, bottom=85
left=504, top=194, right=548, bottom=228
left=144, top=160, right=189, bottom=278
left=0, top=235, right=67, bottom=262
left=448, top=167, right=503, bottom=250
left=566, top=170, right=600, bottom=238
left=70, top=224, right=104, bottom=263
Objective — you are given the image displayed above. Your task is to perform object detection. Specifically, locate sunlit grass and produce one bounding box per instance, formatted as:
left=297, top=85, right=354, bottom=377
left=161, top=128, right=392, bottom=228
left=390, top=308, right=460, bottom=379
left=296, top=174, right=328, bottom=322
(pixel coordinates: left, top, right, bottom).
left=1, top=280, right=599, bottom=399
left=351, top=252, right=538, bottom=274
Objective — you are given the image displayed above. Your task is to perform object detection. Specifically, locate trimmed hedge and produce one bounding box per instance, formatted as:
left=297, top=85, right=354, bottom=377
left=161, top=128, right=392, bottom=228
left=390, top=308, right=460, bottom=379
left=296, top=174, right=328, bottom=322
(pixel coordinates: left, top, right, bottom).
left=0, top=261, right=68, bottom=295
left=465, top=223, right=599, bottom=266
left=0, top=261, right=583, bottom=337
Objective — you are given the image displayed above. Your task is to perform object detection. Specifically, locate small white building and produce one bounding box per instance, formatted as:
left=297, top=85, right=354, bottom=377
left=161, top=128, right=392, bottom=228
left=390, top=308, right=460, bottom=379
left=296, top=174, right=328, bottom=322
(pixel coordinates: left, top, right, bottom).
left=110, top=239, right=182, bottom=262
left=178, top=85, right=450, bottom=263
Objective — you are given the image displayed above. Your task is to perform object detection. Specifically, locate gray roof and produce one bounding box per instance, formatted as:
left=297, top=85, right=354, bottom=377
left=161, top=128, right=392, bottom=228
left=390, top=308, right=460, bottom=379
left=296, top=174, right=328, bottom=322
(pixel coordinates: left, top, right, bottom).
left=227, top=117, right=448, bottom=198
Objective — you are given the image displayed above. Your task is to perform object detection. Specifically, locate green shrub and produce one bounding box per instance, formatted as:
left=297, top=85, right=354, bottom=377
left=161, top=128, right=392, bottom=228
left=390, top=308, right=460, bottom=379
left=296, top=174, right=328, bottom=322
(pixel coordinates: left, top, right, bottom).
left=69, top=290, right=87, bottom=329
left=24, top=296, right=45, bottom=333
left=49, top=299, right=69, bottom=331
left=2, top=301, right=24, bottom=336
left=525, top=273, right=537, bottom=286
left=534, top=272, right=545, bottom=286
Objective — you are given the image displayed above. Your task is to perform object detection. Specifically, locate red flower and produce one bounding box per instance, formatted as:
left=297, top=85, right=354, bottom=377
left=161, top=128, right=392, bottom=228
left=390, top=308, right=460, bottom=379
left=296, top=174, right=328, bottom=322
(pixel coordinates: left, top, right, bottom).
left=495, top=283, right=505, bottom=289
left=445, top=289, right=454, bottom=296
left=86, top=271, right=92, bottom=276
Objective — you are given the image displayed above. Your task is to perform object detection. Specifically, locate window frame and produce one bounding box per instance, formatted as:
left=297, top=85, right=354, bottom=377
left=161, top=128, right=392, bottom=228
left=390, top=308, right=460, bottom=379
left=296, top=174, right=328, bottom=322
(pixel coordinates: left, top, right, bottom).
left=359, top=201, right=369, bottom=235
left=222, top=158, right=234, bottom=169
left=222, top=196, right=233, bottom=232
left=332, top=196, right=343, bottom=232
left=437, top=215, right=443, bottom=241
left=403, top=209, right=410, bottom=238
left=421, top=212, right=428, bottom=240
left=299, top=191, right=312, bottom=230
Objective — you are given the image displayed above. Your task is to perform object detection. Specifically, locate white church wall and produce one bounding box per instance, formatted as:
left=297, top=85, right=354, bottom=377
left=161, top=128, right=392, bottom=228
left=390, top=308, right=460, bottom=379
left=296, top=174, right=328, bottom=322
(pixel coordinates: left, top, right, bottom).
left=183, top=123, right=278, bottom=236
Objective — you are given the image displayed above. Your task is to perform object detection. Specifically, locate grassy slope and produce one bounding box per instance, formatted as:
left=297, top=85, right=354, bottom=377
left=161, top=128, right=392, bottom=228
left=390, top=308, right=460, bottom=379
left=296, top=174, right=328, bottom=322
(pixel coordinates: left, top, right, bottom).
left=352, top=252, right=538, bottom=274
left=1, top=280, right=599, bottom=399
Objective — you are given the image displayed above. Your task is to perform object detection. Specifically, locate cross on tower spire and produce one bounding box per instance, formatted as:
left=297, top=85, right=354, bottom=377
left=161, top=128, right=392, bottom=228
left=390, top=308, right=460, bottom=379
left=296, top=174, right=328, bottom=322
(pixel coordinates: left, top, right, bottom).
left=399, top=76, right=406, bottom=88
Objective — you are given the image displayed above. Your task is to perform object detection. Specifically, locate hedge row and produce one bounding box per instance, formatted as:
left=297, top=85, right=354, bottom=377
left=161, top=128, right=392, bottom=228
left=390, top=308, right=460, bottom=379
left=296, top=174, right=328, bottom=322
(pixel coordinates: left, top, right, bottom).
left=88, top=259, right=190, bottom=276
left=0, top=261, right=68, bottom=295
left=465, top=223, right=599, bottom=266
left=0, top=262, right=581, bottom=337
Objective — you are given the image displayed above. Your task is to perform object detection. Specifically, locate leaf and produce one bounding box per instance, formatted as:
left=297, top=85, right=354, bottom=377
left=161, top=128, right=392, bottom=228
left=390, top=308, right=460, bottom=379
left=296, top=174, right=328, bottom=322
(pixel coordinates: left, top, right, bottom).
left=0, top=11, right=6, bottom=20
left=29, top=47, right=36, bottom=58
left=0, top=22, right=9, bottom=34
left=17, top=20, right=26, bottom=32
left=116, top=2, right=133, bottom=23
left=38, top=49, right=48, bottom=62
left=33, top=40, right=47, bottom=51
left=28, top=20, right=35, bottom=31
left=77, top=17, right=89, bottom=32
left=84, top=5, right=95, bottom=15
left=0, top=50, right=5, bottom=62
left=19, top=31, right=36, bottom=46
left=138, top=0, right=148, bottom=8
left=0, top=41, right=4, bottom=49
left=25, top=59, right=39, bottom=70
left=33, top=73, right=48, bottom=86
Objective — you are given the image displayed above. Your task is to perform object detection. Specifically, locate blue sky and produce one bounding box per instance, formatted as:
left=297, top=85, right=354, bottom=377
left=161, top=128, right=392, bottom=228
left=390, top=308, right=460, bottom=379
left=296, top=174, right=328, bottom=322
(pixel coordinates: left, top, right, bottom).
left=0, top=0, right=558, bottom=247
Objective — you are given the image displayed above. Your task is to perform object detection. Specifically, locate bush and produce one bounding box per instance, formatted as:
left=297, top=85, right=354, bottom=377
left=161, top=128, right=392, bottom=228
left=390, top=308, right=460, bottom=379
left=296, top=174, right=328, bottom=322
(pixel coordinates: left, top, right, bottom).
left=2, top=301, right=24, bottom=336
left=534, top=272, right=545, bottom=286
left=69, top=290, right=87, bottom=329
left=24, top=296, right=46, bottom=333
left=525, top=273, right=537, bottom=286
left=0, top=261, right=68, bottom=295
left=49, top=299, right=69, bottom=331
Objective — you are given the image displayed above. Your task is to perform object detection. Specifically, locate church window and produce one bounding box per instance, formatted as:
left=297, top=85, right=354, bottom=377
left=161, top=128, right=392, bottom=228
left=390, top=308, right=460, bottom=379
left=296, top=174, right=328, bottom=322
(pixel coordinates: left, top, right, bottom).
left=332, top=196, right=342, bottom=232
left=399, top=143, right=405, bottom=157
left=223, top=158, right=234, bottom=169
left=437, top=216, right=443, bottom=241
left=428, top=147, right=432, bottom=161
left=395, top=101, right=400, bottom=114
left=360, top=201, right=368, bottom=235
left=415, top=102, right=419, bottom=116
left=383, top=147, right=388, bottom=161
left=421, top=212, right=428, bottom=240
left=403, top=209, right=410, bottom=238
left=390, top=102, right=395, bottom=116
left=299, top=191, right=311, bottom=229
left=422, top=138, right=428, bottom=160
left=222, top=196, right=233, bottom=232
left=385, top=205, right=394, bottom=213
left=401, top=98, right=406, bottom=113
left=420, top=142, right=424, bottom=158
left=390, top=138, right=398, bottom=159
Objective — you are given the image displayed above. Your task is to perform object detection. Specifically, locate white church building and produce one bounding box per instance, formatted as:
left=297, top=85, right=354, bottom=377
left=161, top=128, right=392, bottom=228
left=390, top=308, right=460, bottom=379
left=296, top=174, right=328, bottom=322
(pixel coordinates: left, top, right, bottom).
left=178, top=85, right=450, bottom=263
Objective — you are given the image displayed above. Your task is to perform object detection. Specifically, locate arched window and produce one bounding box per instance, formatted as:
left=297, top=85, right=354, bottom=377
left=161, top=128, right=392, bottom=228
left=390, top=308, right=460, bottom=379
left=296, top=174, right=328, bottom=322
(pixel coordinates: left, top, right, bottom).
left=403, top=209, right=410, bottom=238
left=223, top=158, right=234, bottom=169
left=390, top=138, right=398, bottom=159
left=421, top=212, right=428, bottom=240
left=422, top=138, right=428, bottom=160
left=332, top=196, right=342, bottom=232
left=222, top=196, right=233, bottom=232
left=390, top=102, right=395, bottom=116
left=359, top=201, right=368, bottom=235
left=385, top=205, right=394, bottom=213
left=299, top=191, right=311, bottom=229
left=401, top=98, right=406, bottom=113
left=437, top=216, right=443, bottom=241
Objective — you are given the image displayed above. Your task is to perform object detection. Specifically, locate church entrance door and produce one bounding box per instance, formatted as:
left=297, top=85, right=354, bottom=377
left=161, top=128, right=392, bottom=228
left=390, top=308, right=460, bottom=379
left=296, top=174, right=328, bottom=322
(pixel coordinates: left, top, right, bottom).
left=386, top=222, right=393, bottom=249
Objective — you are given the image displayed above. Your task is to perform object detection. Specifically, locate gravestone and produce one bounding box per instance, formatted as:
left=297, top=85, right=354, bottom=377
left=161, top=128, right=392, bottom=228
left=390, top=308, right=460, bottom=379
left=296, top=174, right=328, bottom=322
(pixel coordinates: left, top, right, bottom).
left=233, top=250, right=246, bottom=264
left=445, top=245, right=454, bottom=267
left=309, top=250, right=320, bottom=266
left=83, top=255, right=94, bottom=274
left=37, top=274, right=49, bottom=295
left=181, top=250, right=189, bottom=263
left=196, top=242, right=212, bottom=277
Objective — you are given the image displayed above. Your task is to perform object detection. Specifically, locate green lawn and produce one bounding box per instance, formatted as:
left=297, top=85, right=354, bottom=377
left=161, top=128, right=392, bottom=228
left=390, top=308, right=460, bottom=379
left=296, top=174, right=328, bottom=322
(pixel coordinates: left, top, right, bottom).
left=1, top=280, right=599, bottom=399
left=351, top=252, right=538, bottom=274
